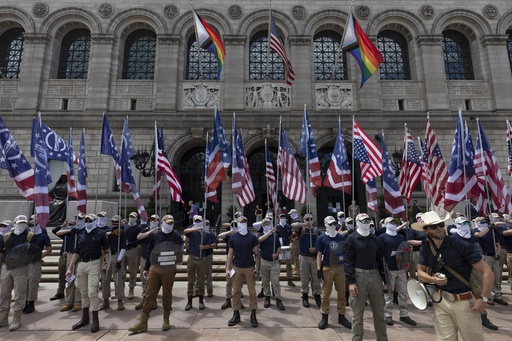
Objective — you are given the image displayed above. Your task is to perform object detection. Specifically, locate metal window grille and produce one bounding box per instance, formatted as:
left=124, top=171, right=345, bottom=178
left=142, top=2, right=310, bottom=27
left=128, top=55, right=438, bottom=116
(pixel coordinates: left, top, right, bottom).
left=249, top=31, right=284, bottom=81
left=313, top=31, right=347, bottom=80
left=186, top=35, right=220, bottom=80
left=442, top=30, right=474, bottom=80
left=377, top=30, right=411, bottom=80
left=0, top=28, right=24, bottom=79
left=57, top=29, right=91, bottom=79
left=122, top=29, right=156, bottom=80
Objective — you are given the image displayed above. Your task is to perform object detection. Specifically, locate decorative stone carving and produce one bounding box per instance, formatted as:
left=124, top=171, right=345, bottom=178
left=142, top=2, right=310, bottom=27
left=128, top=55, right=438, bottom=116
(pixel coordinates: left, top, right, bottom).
left=380, top=81, right=421, bottom=96
left=472, top=99, right=489, bottom=110
left=382, top=99, right=397, bottom=111
left=405, top=100, right=421, bottom=111
left=182, top=83, right=220, bottom=109
left=482, top=5, right=499, bottom=19
left=291, top=5, right=307, bottom=20
left=447, top=82, right=489, bottom=96
left=115, top=82, right=154, bottom=95
left=355, top=5, right=371, bottom=20
left=44, top=99, right=61, bottom=110
left=47, top=81, right=87, bottom=95
left=419, top=5, right=434, bottom=20
left=449, top=100, right=465, bottom=111
left=136, top=99, right=153, bottom=110
left=227, top=5, right=243, bottom=19
left=245, top=83, right=291, bottom=109
left=33, top=3, right=49, bottom=18
left=0, top=99, right=16, bottom=109
left=91, top=34, right=117, bottom=44
left=481, top=35, right=508, bottom=46
left=22, top=33, right=50, bottom=44
left=0, top=81, right=19, bottom=95
left=114, top=99, right=129, bottom=110
left=289, top=36, right=311, bottom=45
left=416, top=35, right=443, bottom=45
left=224, top=35, right=246, bottom=45
left=68, top=99, right=85, bottom=110
left=98, top=3, right=114, bottom=18
left=164, top=4, right=179, bottom=19
left=315, top=84, right=353, bottom=109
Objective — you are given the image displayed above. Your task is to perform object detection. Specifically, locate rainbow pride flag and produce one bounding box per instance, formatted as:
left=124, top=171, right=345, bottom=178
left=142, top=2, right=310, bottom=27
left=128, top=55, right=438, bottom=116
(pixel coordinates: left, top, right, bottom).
left=193, top=10, right=226, bottom=79
left=342, top=12, right=383, bottom=88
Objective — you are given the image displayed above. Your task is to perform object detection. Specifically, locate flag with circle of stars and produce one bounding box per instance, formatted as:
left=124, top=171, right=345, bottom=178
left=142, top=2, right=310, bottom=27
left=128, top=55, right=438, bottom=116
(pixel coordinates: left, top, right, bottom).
left=213, top=108, right=231, bottom=169
left=381, top=135, right=405, bottom=217
left=33, top=118, right=50, bottom=229
left=31, top=117, right=77, bottom=163
left=76, top=129, right=87, bottom=214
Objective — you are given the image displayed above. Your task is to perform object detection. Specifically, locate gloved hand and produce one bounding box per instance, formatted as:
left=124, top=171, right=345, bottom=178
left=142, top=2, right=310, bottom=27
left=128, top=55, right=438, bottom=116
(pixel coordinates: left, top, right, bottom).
left=116, top=261, right=122, bottom=270
left=317, top=269, right=323, bottom=280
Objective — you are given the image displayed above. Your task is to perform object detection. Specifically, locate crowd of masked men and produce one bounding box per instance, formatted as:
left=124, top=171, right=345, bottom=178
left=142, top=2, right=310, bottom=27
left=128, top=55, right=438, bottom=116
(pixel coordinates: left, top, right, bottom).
left=0, top=203, right=510, bottom=340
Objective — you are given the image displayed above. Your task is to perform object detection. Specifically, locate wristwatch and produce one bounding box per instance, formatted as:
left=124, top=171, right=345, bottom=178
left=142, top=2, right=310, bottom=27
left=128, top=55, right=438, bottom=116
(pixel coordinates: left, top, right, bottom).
left=481, top=296, right=490, bottom=303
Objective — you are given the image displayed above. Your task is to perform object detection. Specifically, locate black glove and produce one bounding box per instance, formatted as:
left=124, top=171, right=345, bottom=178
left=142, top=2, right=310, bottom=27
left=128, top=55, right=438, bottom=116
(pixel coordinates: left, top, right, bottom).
left=116, top=262, right=122, bottom=270
left=317, top=269, right=323, bottom=280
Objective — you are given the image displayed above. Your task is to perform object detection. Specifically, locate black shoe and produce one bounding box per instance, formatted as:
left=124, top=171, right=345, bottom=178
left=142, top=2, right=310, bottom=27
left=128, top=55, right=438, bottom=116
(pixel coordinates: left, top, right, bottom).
left=276, top=299, right=285, bottom=311
left=257, top=289, right=264, bottom=299
left=287, top=280, right=296, bottom=287
left=198, top=296, right=205, bottom=310
left=185, top=295, right=193, bottom=311
left=318, top=314, right=328, bottom=330
left=338, top=314, right=352, bottom=329
left=315, top=294, right=322, bottom=308
left=493, top=298, right=508, bottom=306
left=250, top=310, right=258, bottom=327
left=302, top=293, right=310, bottom=308
left=50, top=294, right=65, bottom=301
left=427, top=301, right=433, bottom=307
left=400, top=316, right=417, bottom=326
left=228, top=310, right=240, bottom=326
left=385, top=317, right=394, bottom=326
left=72, top=308, right=90, bottom=330
left=23, top=301, right=35, bottom=314
left=264, top=296, right=271, bottom=308
left=481, top=314, right=498, bottom=330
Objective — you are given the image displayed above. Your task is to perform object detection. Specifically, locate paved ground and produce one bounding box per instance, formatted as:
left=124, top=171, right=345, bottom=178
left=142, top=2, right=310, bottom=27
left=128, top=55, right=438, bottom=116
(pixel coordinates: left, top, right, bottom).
left=1, top=281, right=511, bottom=341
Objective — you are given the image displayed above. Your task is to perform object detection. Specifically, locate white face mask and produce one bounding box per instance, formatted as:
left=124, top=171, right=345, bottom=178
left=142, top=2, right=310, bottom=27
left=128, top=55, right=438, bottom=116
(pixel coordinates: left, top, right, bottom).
left=338, top=217, right=345, bottom=224
left=356, top=220, right=371, bottom=237
left=385, top=223, right=397, bottom=236
left=457, top=224, right=471, bottom=238
left=263, top=224, right=271, bottom=234
left=204, top=224, right=210, bottom=233
left=150, top=221, right=159, bottom=229
left=325, top=225, right=337, bottom=238
left=194, top=222, right=203, bottom=228
left=238, top=222, right=248, bottom=235
left=0, top=226, right=11, bottom=234
left=290, top=213, right=298, bottom=220
left=76, top=220, right=85, bottom=229
left=129, top=217, right=137, bottom=226
left=279, top=218, right=287, bottom=226
left=477, top=222, right=488, bottom=231
left=13, top=222, right=27, bottom=235
left=97, top=217, right=107, bottom=227
left=161, top=222, right=174, bottom=234
left=85, top=221, right=97, bottom=233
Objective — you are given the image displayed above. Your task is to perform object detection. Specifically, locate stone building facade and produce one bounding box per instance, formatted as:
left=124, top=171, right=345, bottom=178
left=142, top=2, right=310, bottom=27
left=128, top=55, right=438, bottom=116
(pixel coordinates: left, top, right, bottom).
left=1, top=1, right=512, bottom=225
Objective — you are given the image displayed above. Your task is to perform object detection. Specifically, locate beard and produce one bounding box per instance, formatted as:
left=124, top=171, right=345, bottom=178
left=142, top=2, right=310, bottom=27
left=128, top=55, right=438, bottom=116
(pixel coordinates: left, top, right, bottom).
left=429, top=228, right=446, bottom=240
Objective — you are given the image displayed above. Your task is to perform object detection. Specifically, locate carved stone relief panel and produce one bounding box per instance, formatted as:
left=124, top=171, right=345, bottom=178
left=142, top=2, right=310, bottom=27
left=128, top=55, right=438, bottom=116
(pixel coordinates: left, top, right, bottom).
left=68, top=99, right=85, bottom=110
left=115, top=81, right=154, bottom=95
left=244, top=83, right=291, bottom=109
left=380, top=81, right=421, bottom=96
left=43, top=99, right=60, bottom=110
left=447, top=82, right=489, bottom=96
left=137, top=99, right=153, bottom=110
left=0, top=81, right=18, bottom=95
left=182, top=83, right=220, bottom=109
left=0, top=99, right=16, bottom=109
left=164, top=4, right=179, bottom=19
left=315, top=84, right=352, bottom=109
left=114, top=99, right=129, bottom=110
left=228, top=5, right=243, bottom=19
left=472, top=99, right=489, bottom=110
left=33, top=3, right=49, bottom=17
left=419, top=5, right=434, bottom=20
left=449, top=100, right=465, bottom=111
left=405, top=100, right=421, bottom=111
left=382, top=99, right=398, bottom=111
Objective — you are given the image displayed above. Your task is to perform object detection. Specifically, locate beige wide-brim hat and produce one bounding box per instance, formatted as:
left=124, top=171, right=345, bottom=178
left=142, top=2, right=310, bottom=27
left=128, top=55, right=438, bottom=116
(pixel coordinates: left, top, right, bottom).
left=411, top=211, right=450, bottom=231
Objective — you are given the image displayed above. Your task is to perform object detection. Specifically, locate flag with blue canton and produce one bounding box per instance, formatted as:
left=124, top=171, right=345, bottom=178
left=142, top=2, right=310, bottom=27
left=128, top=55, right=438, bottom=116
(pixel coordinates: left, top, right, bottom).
left=398, top=126, right=422, bottom=202
left=366, top=178, right=378, bottom=212
left=122, top=116, right=135, bottom=159
left=353, top=120, right=382, bottom=184
left=324, top=119, right=351, bottom=194
left=31, top=117, right=76, bottom=163
left=213, top=108, right=231, bottom=168
left=300, top=108, right=322, bottom=196
left=66, top=129, right=77, bottom=199
left=33, top=118, right=50, bottom=229
left=77, top=129, right=87, bottom=214
left=232, top=115, right=255, bottom=207
left=381, top=134, right=405, bottom=217
left=425, top=117, right=448, bottom=206
left=279, top=125, right=306, bottom=204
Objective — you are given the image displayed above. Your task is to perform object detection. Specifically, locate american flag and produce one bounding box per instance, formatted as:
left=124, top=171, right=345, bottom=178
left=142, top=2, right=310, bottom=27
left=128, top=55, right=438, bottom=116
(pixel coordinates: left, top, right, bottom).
left=279, top=125, right=306, bottom=204
left=205, top=108, right=231, bottom=194
left=300, top=108, right=322, bottom=197
left=399, top=126, right=422, bottom=202
left=32, top=118, right=50, bottom=229
left=265, top=141, right=278, bottom=210
left=269, top=12, right=295, bottom=86
left=66, top=129, right=77, bottom=199
left=475, top=120, right=512, bottom=215
left=381, top=134, right=405, bottom=217
left=31, top=117, right=77, bottom=163
left=155, top=125, right=184, bottom=206
left=204, top=137, right=218, bottom=203
left=353, top=120, right=382, bottom=184
left=507, top=120, right=512, bottom=176
left=425, top=117, right=448, bottom=206
left=418, top=138, right=431, bottom=198
left=324, top=119, right=351, bottom=194
left=366, top=178, right=378, bottom=212
left=0, top=116, right=35, bottom=200
left=120, top=117, right=147, bottom=221
left=444, top=113, right=478, bottom=212
left=76, top=129, right=87, bottom=214
left=232, top=116, right=255, bottom=207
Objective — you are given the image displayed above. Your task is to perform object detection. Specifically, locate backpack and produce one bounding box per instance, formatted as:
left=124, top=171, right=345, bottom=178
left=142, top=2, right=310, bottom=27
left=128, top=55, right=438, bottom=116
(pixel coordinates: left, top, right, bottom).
left=2, top=231, right=34, bottom=248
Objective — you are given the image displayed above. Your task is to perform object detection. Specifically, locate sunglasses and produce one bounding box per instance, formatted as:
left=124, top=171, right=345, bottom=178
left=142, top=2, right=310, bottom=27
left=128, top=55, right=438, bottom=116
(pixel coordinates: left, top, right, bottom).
left=426, top=222, right=445, bottom=230
left=359, top=218, right=372, bottom=224
left=84, top=219, right=93, bottom=223
left=304, top=217, right=313, bottom=221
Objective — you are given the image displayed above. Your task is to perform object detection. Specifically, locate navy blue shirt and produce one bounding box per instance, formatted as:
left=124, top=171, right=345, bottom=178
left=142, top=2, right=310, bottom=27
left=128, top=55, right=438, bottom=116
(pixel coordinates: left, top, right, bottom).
left=501, top=228, right=512, bottom=253
left=228, top=232, right=259, bottom=268
left=344, top=232, right=386, bottom=285
left=145, top=230, right=184, bottom=271
left=73, top=228, right=109, bottom=261
left=476, top=228, right=498, bottom=256
left=449, top=231, right=482, bottom=256
left=107, top=227, right=126, bottom=254
left=52, top=226, right=78, bottom=254
left=405, top=228, right=427, bottom=252
left=316, top=233, right=346, bottom=266
left=379, top=233, right=406, bottom=271
left=276, top=223, right=292, bottom=246
left=31, top=232, right=51, bottom=252
left=138, top=226, right=152, bottom=259
left=258, top=232, right=280, bottom=261
left=419, top=237, right=481, bottom=294
left=203, top=232, right=217, bottom=257
left=1, top=230, right=34, bottom=255
left=124, top=224, right=142, bottom=248
left=186, top=230, right=209, bottom=258
left=297, top=226, right=322, bottom=256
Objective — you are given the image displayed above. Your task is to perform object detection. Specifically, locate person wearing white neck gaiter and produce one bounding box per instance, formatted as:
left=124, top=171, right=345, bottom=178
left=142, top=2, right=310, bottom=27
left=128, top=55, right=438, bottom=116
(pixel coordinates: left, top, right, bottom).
left=356, top=214, right=372, bottom=237
left=384, top=217, right=398, bottom=237
left=183, top=215, right=208, bottom=310
left=125, top=212, right=141, bottom=299
left=0, top=220, right=13, bottom=235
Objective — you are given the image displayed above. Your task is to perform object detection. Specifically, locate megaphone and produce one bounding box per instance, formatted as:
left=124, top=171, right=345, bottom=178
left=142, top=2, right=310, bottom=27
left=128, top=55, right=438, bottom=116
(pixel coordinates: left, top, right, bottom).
left=407, top=279, right=437, bottom=310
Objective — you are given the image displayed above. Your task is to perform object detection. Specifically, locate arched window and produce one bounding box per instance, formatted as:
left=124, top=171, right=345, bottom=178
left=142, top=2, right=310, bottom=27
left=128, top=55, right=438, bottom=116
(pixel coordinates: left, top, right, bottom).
left=122, top=29, right=156, bottom=80
left=377, top=30, right=411, bottom=80
left=57, top=29, right=91, bottom=79
left=249, top=31, right=284, bottom=81
left=0, top=28, right=24, bottom=79
left=186, top=35, right=220, bottom=80
left=313, top=31, right=347, bottom=80
left=442, top=30, right=474, bottom=80
left=507, top=30, right=512, bottom=74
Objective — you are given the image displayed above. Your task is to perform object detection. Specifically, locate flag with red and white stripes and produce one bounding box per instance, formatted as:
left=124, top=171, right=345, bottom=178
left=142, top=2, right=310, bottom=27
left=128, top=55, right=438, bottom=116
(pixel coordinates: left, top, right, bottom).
left=300, top=108, right=322, bottom=197
left=324, top=119, right=351, bottom=194
left=425, top=117, right=448, bottom=206
left=76, top=129, right=87, bottom=215
left=205, top=109, right=231, bottom=197
left=381, top=134, right=405, bottom=217
left=232, top=116, right=255, bottom=207
left=32, top=118, right=50, bottom=229
left=366, top=178, right=378, bottom=212
left=204, top=137, right=219, bottom=203
left=269, top=12, right=295, bottom=86
left=279, top=125, right=306, bottom=204
left=265, top=142, right=278, bottom=210
left=418, top=138, right=431, bottom=199
left=66, top=130, right=77, bottom=199
left=399, top=126, right=422, bottom=202
left=353, top=120, right=382, bottom=184
left=155, top=125, right=184, bottom=206
left=507, top=120, right=512, bottom=176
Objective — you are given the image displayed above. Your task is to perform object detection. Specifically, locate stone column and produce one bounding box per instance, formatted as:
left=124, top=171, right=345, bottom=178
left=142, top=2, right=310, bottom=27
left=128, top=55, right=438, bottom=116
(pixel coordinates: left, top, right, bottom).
left=222, top=35, right=246, bottom=112
left=86, top=34, right=116, bottom=111
left=416, top=35, right=449, bottom=111
left=290, top=35, right=312, bottom=112
left=481, top=35, right=512, bottom=111
left=16, top=33, right=50, bottom=111
left=155, top=34, right=181, bottom=111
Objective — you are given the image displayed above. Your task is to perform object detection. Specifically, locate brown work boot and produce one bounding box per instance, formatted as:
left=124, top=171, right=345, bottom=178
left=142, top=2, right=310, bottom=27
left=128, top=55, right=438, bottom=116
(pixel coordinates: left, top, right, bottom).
left=60, top=304, right=73, bottom=312
left=71, top=303, right=82, bottom=312
left=99, top=299, right=109, bottom=311
left=221, top=298, right=231, bottom=310
left=162, top=310, right=171, bottom=331
left=128, top=313, right=149, bottom=333
left=128, top=288, right=135, bottom=300
left=117, top=300, right=125, bottom=311
left=135, top=301, right=143, bottom=310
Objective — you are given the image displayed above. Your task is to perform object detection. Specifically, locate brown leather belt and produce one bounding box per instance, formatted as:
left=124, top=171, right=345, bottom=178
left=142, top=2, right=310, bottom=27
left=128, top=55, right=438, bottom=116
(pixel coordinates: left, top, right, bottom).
left=436, top=289, right=473, bottom=301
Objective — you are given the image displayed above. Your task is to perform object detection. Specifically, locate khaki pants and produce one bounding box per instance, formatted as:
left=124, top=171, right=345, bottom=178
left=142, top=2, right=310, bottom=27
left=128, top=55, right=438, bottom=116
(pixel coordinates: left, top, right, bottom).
left=483, top=255, right=502, bottom=299
left=27, top=260, right=42, bottom=301
left=65, top=256, right=80, bottom=305
left=320, top=264, right=346, bottom=315
left=102, top=255, right=125, bottom=300
left=291, top=240, right=299, bottom=274
left=300, top=255, right=321, bottom=295
left=225, top=262, right=233, bottom=298
left=260, top=258, right=282, bottom=300
left=508, top=253, right=512, bottom=290
left=76, top=259, right=101, bottom=311
left=384, top=269, right=409, bottom=318
left=406, top=251, right=419, bottom=280
left=143, top=265, right=176, bottom=314
left=125, top=248, right=139, bottom=290
left=349, top=270, right=387, bottom=341
left=139, top=257, right=147, bottom=295
left=187, top=256, right=206, bottom=296
left=433, top=296, right=484, bottom=341
left=0, top=263, right=29, bottom=313
left=282, top=258, right=293, bottom=280
left=232, top=265, right=257, bottom=310
left=498, top=248, right=507, bottom=283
